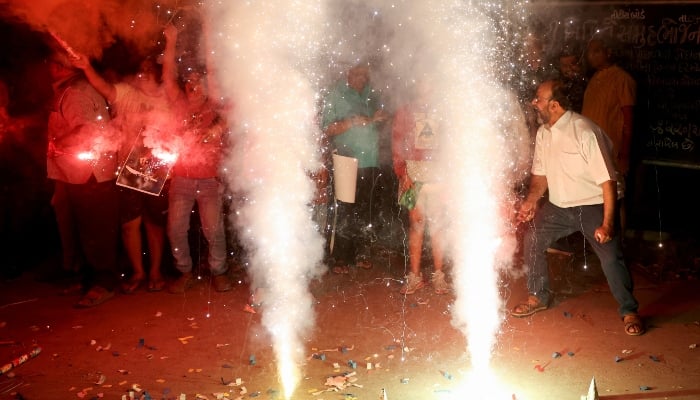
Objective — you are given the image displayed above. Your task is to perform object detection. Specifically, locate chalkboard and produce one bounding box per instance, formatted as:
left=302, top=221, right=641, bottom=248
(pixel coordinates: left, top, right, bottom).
left=530, top=1, right=700, bottom=169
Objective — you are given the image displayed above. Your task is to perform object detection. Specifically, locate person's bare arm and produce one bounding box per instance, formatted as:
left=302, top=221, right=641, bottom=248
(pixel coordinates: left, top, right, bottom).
left=162, top=24, right=181, bottom=103
left=200, top=17, right=221, bottom=102
left=71, top=53, right=116, bottom=103
left=594, top=179, right=617, bottom=243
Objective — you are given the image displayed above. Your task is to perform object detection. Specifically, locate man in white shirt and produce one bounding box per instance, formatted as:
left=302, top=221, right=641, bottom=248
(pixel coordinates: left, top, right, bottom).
left=511, top=79, right=644, bottom=336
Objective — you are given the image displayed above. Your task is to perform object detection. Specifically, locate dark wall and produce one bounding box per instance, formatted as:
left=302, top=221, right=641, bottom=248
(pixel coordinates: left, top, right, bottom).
left=530, top=1, right=700, bottom=236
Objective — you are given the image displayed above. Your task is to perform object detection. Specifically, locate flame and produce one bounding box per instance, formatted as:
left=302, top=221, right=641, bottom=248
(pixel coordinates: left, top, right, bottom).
left=152, top=149, right=178, bottom=164
left=277, top=339, right=299, bottom=400
left=77, top=151, right=96, bottom=160
left=450, top=369, right=523, bottom=400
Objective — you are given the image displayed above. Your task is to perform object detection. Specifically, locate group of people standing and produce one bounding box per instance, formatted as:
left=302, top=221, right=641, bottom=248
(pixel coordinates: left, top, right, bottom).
left=44, top=19, right=644, bottom=335
left=46, top=23, right=231, bottom=308
left=321, top=35, right=643, bottom=336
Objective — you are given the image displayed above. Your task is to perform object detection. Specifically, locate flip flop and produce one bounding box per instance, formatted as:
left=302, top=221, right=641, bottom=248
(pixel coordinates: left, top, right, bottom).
left=623, top=313, right=645, bottom=336
left=60, top=283, right=84, bottom=296
left=75, top=286, right=115, bottom=308
left=148, top=279, right=165, bottom=292
left=121, top=277, right=144, bottom=294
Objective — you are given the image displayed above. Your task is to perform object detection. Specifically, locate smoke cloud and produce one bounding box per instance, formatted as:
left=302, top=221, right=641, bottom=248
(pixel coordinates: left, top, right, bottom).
left=1, top=0, right=191, bottom=59
left=375, top=1, right=530, bottom=374
left=205, top=2, right=327, bottom=397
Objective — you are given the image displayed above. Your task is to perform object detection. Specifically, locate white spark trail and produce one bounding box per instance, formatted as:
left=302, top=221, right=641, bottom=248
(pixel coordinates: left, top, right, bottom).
left=206, top=2, right=327, bottom=398
left=380, top=0, right=529, bottom=380
left=434, top=0, right=529, bottom=379
left=436, top=1, right=529, bottom=376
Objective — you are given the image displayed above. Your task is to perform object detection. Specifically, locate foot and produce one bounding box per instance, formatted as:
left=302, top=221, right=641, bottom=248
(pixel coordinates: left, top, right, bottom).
left=168, top=272, right=194, bottom=294
left=511, top=295, right=548, bottom=317
left=61, top=282, right=85, bottom=296
left=623, top=313, right=645, bottom=336
left=400, top=272, right=425, bottom=295
left=356, top=259, right=372, bottom=270
left=148, top=279, right=165, bottom=292
left=213, top=273, right=232, bottom=292
left=75, top=286, right=115, bottom=308
left=332, top=265, right=350, bottom=274
left=121, top=275, right=144, bottom=294
left=431, top=270, right=450, bottom=295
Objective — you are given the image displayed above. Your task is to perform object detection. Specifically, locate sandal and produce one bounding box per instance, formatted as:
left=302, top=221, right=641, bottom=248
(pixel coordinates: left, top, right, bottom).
left=332, top=265, right=350, bottom=274
left=623, top=313, right=645, bottom=336
left=121, top=276, right=144, bottom=294
left=511, top=295, right=548, bottom=318
left=60, top=283, right=84, bottom=296
left=148, top=279, right=165, bottom=292
left=75, top=286, right=115, bottom=308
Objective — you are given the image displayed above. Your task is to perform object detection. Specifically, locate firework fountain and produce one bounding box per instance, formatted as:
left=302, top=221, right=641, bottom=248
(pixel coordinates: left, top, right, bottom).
left=380, top=2, right=531, bottom=397
left=208, top=0, right=530, bottom=398
left=206, top=2, right=327, bottom=398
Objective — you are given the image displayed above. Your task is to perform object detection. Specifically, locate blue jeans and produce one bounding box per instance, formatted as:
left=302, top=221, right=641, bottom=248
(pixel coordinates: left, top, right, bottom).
left=524, top=201, right=638, bottom=316
left=167, top=176, right=227, bottom=275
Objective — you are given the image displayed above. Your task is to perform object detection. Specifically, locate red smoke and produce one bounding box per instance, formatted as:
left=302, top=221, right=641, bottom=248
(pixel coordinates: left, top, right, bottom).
left=1, top=0, right=199, bottom=60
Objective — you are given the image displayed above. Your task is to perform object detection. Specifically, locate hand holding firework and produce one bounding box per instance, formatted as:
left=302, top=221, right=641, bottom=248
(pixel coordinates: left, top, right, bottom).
left=48, top=30, right=80, bottom=60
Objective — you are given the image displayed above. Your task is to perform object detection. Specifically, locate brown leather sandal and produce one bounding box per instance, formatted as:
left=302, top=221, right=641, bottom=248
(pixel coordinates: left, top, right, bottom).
left=511, top=295, right=548, bottom=318
left=623, top=314, right=645, bottom=336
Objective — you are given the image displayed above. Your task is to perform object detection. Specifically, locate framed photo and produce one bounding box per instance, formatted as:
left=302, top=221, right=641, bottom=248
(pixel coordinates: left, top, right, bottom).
left=116, top=132, right=174, bottom=196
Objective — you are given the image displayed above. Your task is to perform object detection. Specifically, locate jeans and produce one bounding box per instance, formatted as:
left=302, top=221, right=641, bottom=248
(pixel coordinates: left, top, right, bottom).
left=167, top=176, right=227, bottom=275
left=524, top=201, right=638, bottom=316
